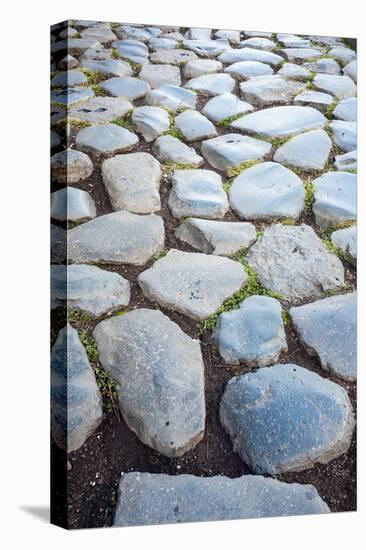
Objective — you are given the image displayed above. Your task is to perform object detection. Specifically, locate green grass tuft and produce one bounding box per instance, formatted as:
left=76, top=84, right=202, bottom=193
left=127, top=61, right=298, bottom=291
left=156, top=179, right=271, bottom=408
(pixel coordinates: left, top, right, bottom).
left=67, top=309, right=92, bottom=324
left=162, top=162, right=198, bottom=173
left=281, top=309, right=290, bottom=326
left=90, top=84, right=107, bottom=96
left=78, top=330, right=99, bottom=363
left=324, top=100, right=338, bottom=120
left=79, top=68, right=104, bottom=85
left=304, top=179, right=315, bottom=214
left=217, top=113, right=245, bottom=128
left=152, top=249, right=168, bottom=262
left=111, top=48, right=120, bottom=59
left=227, top=159, right=261, bottom=178
left=111, top=109, right=134, bottom=131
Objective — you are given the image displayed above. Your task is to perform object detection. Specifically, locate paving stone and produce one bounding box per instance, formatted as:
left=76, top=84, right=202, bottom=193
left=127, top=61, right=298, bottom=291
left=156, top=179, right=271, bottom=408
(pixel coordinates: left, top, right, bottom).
left=218, top=48, right=283, bottom=67
left=246, top=224, right=344, bottom=299
left=185, top=27, right=212, bottom=40
left=239, top=75, right=304, bottom=107
left=220, top=364, right=354, bottom=474
left=225, top=60, right=273, bottom=80
left=93, top=309, right=205, bottom=456
left=102, top=152, right=161, bottom=213
left=51, top=149, right=93, bottom=183
left=331, top=225, right=357, bottom=265
left=175, top=218, right=256, bottom=256
left=274, top=129, right=332, bottom=171
left=51, top=224, right=66, bottom=264
left=215, top=29, right=241, bottom=43
left=280, top=48, right=322, bottom=62
left=294, top=90, right=334, bottom=112
left=51, top=38, right=102, bottom=54
left=313, top=74, right=356, bottom=99
left=101, top=76, right=150, bottom=99
left=183, top=59, right=223, bottom=79
left=59, top=26, right=79, bottom=40
left=185, top=73, right=235, bottom=95
left=138, top=63, right=181, bottom=88
left=201, top=133, right=271, bottom=171
left=231, top=106, right=326, bottom=137
left=149, top=37, right=177, bottom=50
left=80, top=47, right=113, bottom=61
left=168, top=169, right=228, bottom=219
left=160, top=31, right=184, bottom=41
left=333, top=97, right=357, bottom=121
left=51, top=264, right=130, bottom=315
left=69, top=96, right=133, bottom=124
left=51, top=70, right=87, bottom=88
left=75, top=123, right=139, bottom=156
left=277, top=33, right=311, bottom=48
left=113, top=472, right=329, bottom=527
left=229, top=162, right=304, bottom=220
left=80, top=59, right=133, bottom=77
left=304, top=58, right=341, bottom=75
left=51, top=324, right=103, bottom=453
left=329, top=120, right=357, bottom=152
left=212, top=295, right=287, bottom=366
left=313, top=171, right=356, bottom=227
left=241, top=37, right=276, bottom=51
left=68, top=211, right=165, bottom=266
left=150, top=48, right=198, bottom=65
left=328, top=46, right=356, bottom=66
left=244, top=31, right=273, bottom=39
left=80, top=26, right=116, bottom=43
left=152, top=135, right=203, bottom=166
left=277, top=63, right=311, bottom=81
left=183, top=39, right=231, bottom=57
left=146, top=85, right=197, bottom=111
left=334, top=150, right=357, bottom=171
left=174, top=110, right=217, bottom=142
left=51, top=86, right=94, bottom=106
left=51, top=130, right=61, bottom=150
left=131, top=106, right=170, bottom=142
left=290, top=292, right=356, bottom=381
left=138, top=249, right=247, bottom=320
left=116, top=25, right=159, bottom=42
left=201, top=92, right=254, bottom=122
left=343, top=60, right=357, bottom=82
left=58, top=54, right=79, bottom=70
left=51, top=187, right=96, bottom=222
left=113, top=39, right=149, bottom=64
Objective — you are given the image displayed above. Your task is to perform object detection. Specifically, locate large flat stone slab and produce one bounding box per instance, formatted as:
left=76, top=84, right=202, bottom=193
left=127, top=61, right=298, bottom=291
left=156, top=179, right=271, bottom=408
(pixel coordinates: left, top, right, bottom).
left=101, top=76, right=150, bottom=99
left=201, top=92, right=253, bottom=122
left=184, top=73, right=235, bottom=96
left=334, top=150, right=357, bottom=171
left=304, top=58, right=341, bottom=75
left=131, top=106, right=170, bottom=142
left=343, top=60, right=357, bottom=82
left=152, top=135, right=203, bottom=166
left=69, top=96, right=133, bottom=124
left=313, top=74, right=356, bottom=99
left=146, top=85, right=196, bottom=111
left=239, top=75, right=304, bottom=107
left=174, top=110, right=217, bottom=142
left=183, top=38, right=231, bottom=58
left=80, top=59, right=132, bottom=77
left=201, top=133, right=271, bottom=172
left=313, top=171, right=357, bottom=227
left=139, top=63, right=181, bottom=89
left=183, top=59, right=223, bottom=79
left=75, top=123, right=138, bottom=156
left=218, top=48, right=283, bottom=67
left=274, top=129, right=332, bottom=171
left=51, top=186, right=96, bottom=222
left=113, top=39, right=149, bottom=64
left=150, top=48, right=198, bottom=65
left=293, top=91, right=334, bottom=112
left=51, top=149, right=93, bottom=183
left=329, top=121, right=357, bottom=152
left=225, top=60, right=273, bottom=80
left=280, top=48, right=322, bottom=62
left=51, top=70, right=87, bottom=88
left=333, top=97, right=357, bottom=121
left=51, top=86, right=94, bottom=106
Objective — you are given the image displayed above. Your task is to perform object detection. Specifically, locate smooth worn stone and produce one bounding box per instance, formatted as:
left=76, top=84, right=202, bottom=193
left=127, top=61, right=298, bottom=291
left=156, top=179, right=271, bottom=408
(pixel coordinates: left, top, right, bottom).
left=51, top=224, right=66, bottom=264
left=69, top=96, right=133, bottom=124
left=101, top=76, right=150, bottom=99
left=277, top=33, right=311, bottom=48
left=51, top=324, right=103, bottom=453
left=149, top=37, right=177, bottom=50
left=51, top=187, right=96, bottom=222
left=51, top=70, right=87, bottom=88
left=152, top=135, right=203, bottom=166
left=290, top=293, right=356, bottom=381
left=304, top=58, right=341, bottom=75
left=183, top=59, right=223, bottom=79
left=81, top=46, right=113, bottom=61
left=51, top=86, right=94, bottom=105
left=113, top=39, right=149, bottom=64
left=333, top=97, right=357, bottom=122
left=139, top=63, right=181, bottom=88
left=51, top=264, right=130, bottom=315
left=201, top=133, right=271, bottom=172
left=280, top=48, right=322, bottom=62
left=80, top=59, right=133, bottom=77
left=294, top=90, right=334, bottom=112
left=239, top=75, right=304, bottom=107
left=93, top=309, right=205, bottom=456
left=246, top=224, right=344, bottom=299
left=313, top=171, right=356, bottom=227
left=68, top=211, right=165, bottom=266
left=150, top=48, right=198, bottom=65
left=213, top=296, right=287, bottom=366
left=59, top=26, right=79, bottom=39
left=218, top=48, right=283, bottom=67
left=274, top=129, right=332, bottom=171
left=343, top=60, right=357, bottom=82
left=185, top=27, right=212, bottom=40
left=168, top=169, right=228, bottom=219
left=175, top=218, right=256, bottom=256
left=51, top=149, right=93, bottom=183
left=328, top=46, right=356, bottom=66
left=244, top=31, right=273, bottom=39
left=331, top=225, right=357, bottom=265
left=80, top=26, right=116, bottom=43
left=131, top=106, right=170, bottom=142
left=229, top=162, right=304, bottom=220
left=116, top=26, right=158, bottom=42
left=278, top=63, right=311, bottom=81
left=225, top=60, right=273, bottom=80
left=51, top=38, right=102, bottom=54
left=102, top=152, right=161, bottom=213
left=232, top=106, right=326, bottom=137
left=58, top=54, right=79, bottom=70
left=51, top=130, right=61, bottom=150
left=185, top=73, right=235, bottom=96
left=146, top=85, right=196, bottom=111
left=215, top=29, right=241, bottom=43
left=174, top=110, right=217, bottom=142
left=75, top=123, right=138, bottom=156
left=241, top=37, right=276, bottom=51
left=220, top=364, right=354, bottom=474
left=183, top=39, right=231, bottom=58
left=334, top=150, right=357, bottom=171
left=313, top=74, right=356, bottom=99
left=113, top=472, right=329, bottom=527
left=160, top=31, right=184, bottom=41
left=201, top=92, right=254, bottom=122
left=138, top=249, right=247, bottom=320
left=329, top=121, right=357, bottom=152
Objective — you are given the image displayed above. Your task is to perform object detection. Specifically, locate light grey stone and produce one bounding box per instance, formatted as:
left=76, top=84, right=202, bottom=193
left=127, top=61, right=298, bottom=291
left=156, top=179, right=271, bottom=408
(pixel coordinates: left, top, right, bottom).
left=201, top=92, right=254, bottom=122
left=102, top=152, right=161, bottom=213
left=51, top=149, right=93, bottom=183
left=334, top=150, right=357, bottom=171
left=51, top=86, right=94, bottom=106
left=343, top=60, right=357, bottom=82
left=116, top=26, right=158, bottom=42
left=51, top=187, right=96, bottom=222
left=183, top=59, right=223, bottom=79
left=246, top=224, right=344, bottom=299
left=51, top=224, right=66, bottom=264
left=150, top=49, right=198, bottom=65
left=51, top=104, right=67, bottom=125
left=290, top=293, right=356, bottom=381
left=101, top=76, right=150, bottom=99
left=152, top=135, right=203, bottom=166
left=93, top=309, right=205, bottom=456
left=225, top=60, right=274, bottom=80
left=201, top=133, right=271, bottom=172
left=80, top=47, right=113, bottom=61
left=277, top=33, right=311, bottom=48
left=304, top=58, right=341, bottom=75
left=138, top=249, right=247, bottom=320
left=280, top=48, right=322, bottom=62
left=331, top=225, right=357, bottom=265
left=113, top=472, right=329, bottom=527
left=329, top=120, right=357, bottom=152
left=212, top=295, right=287, bottom=366
left=333, top=97, right=357, bottom=121
left=131, top=106, right=170, bottom=142
left=51, top=130, right=61, bottom=150
left=274, top=129, right=332, bottom=171
left=215, top=30, right=241, bottom=43
left=313, top=171, right=356, bottom=227
left=58, top=26, right=79, bottom=40
left=174, top=110, right=217, bottom=142
left=229, top=162, right=304, bottom=220
left=241, top=37, right=276, bottom=51
left=69, top=96, right=133, bottom=124
left=149, top=37, right=177, bottom=50
left=168, top=169, right=228, bottom=219
left=183, top=39, right=231, bottom=58
left=58, top=54, right=79, bottom=70
left=51, top=324, right=103, bottom=453
left=239, top=75, right=304, bottom=107
left=51, top=70, right=87, bottom=88
left=218, top=48, right=283, bottom=67
left=313, top=74, right=356, bottom=99
left=75, top=123, right=139, bottom=156
left=185, top=73, right=235, bottom=95
left=294, top=90, right=334, bottom=112
left=175, top=218, right=256, bottom=256
left=244, top=31, right=273, bottom=39
left=138, top=63, right=181, bottom=88
left=277, top=63, right=311, bottom=81
left=80, top=59, right=133, bottom=77
left=160, top=31, right=184, bottom=41
left=146, top=85, right=196, bottom=111
left=68, top=211, right=165, bottom=266
left=113, top=39, right=149, bottom=64
left=220, top=364, right=354, bottom=474
left=51, top=38, right=102, bottom=54
left=80, top=26, right=116, bottom=44
left=185, top=28, right=212, bottom=40
left=328, top=46, right=356, bottom=66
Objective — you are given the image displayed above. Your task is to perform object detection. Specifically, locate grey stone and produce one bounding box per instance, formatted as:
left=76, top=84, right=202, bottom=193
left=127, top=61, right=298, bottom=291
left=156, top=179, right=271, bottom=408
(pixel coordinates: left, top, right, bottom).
left=343, top=60, right=357, bottom=82
left=185, top=28, right=212, bottom=40
left=168, top=169, right=228, bottom=219
left=93, top=309, right=205, bottom=456
left=113, top=39, right=149, bottom=64
left=51, top=38, right=102, bottom=54
left=185, top=73, right=235, bottom=96
left=333, top=97, right=357, bottom=121
left=113, top=472, right=329, bottom=527
left=225, top=60, right=274, bottom=80
left=183, top=39, right=231, bottom=58
left=139, top=63, right=181, bottom=89
left=239, top=75, right=304, bottom=107
left=231, top=106, right=326, bottom=138
left=201, top=92, right=253, bottom=122
left=246, top=224, right=344, bottom=299
left=329, top=121, right=357, bottom=152
left=152, top=135, right=203, bottom=166
left=131, top=106, right=170, bottom=142
left=215, top=30, right=241, bottom=43
left=58, top=26, right=79, bottom=40
left=150, top=49, right=198, bottom=65
left=51, top=264, right=130, bottom=316
left=80, top=26, right=116, bottom=44
left=174, top=110, right=217, bottom=142
left=313, top=171, right=356, bottom=227
left=51, top=70, right=87, bottom=88
left=146, top=85, right=197, bottom=111
left=331, top=225, right=357, bottom=265
left=313, top=74, right=356, bottom=99
left=201, top=133, right=271, bottom=172
left=51, top=324, right=103, bottom=453
left=51, top=86, right=94, bottom=106
left=58, top=54, right=79, bottom=70
left=149, top=37, right=177, bottom=50
left=101, top=76, right=150, bottom=100
left=334, top=150, right=357, bottom=171
left=277, top=33, right=311, bottom=48
left=328, top=46, right=356, bottom=66
left=294, top=91, right=334, bottom=112
left=213, top=295, right=287, bottom=366
left=116, top=25, right=160, bottom=42
left=218, top=48, right=283, bottom=67
left=51, top=149, right=93, bottom=183
left=69, top=96, right=133, bottom=124
left=241, top=37, right=276, bottom=51
left=229, top=162, right=304, bottom=220
left=138, top=249, right=247, bottom=320
left=81, top=47, right=113, bottom=61
left=80, top=59, right=133, bottom=77
left=280, top=48, right=322, bottom=62
left=183, top=59, right=223, bottom=79
left=304, top=58, right=341, bottom=75
left=51, top=224, right=66, bottom=264
left=50, top=104, right=67, bottom=125
left=274, top=129, right=332, bottom=171
left=290, top=293, right=356, bottom=381
left=220, top=364, right=354, bottom=474
left=102, top=152, right=161, bottom=213
left=75, top=123, right=139, bottom=156
left=175, top=218, right=256, bottom=256
left=68, top=211, right=165, bottom=266
left=278, top=63, right=312, bottom=80
left=51, top=187, right=96, bottom=222
left=51, top=130, right=61, bottom=150
left=160, top=31, right=184, bottom=41
left=244, top=31, right=273, bottom=39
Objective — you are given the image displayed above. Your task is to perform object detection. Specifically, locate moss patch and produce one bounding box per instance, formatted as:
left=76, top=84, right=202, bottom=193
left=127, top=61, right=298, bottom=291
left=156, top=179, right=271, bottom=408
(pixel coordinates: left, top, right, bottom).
left=226, top=159, right=261, bottom=178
